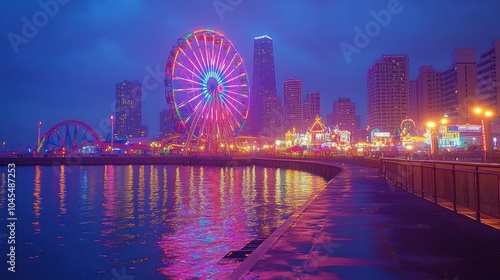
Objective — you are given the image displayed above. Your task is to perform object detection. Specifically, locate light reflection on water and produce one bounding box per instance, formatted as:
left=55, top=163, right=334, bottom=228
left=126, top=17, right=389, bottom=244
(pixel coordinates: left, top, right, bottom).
left=0, top=164, right=326, bottom=279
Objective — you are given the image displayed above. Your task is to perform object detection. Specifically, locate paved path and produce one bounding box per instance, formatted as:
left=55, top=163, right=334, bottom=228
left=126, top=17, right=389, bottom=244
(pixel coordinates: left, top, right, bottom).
left=233, top=163, right=500, bottom=279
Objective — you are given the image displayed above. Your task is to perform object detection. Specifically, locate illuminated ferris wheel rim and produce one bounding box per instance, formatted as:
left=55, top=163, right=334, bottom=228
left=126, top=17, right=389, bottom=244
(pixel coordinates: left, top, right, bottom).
left=165, top=28, right=250, bottom=141
left=36, top=120, right=101, bottom=153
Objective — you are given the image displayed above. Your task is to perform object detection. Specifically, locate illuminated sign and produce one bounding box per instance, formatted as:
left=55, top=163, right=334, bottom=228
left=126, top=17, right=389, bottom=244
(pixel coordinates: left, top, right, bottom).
left=447, top=124, right=482, bottom=133
left=373, top=132, right=391, bottom=138
left=491, top=124, right=500, bottom=133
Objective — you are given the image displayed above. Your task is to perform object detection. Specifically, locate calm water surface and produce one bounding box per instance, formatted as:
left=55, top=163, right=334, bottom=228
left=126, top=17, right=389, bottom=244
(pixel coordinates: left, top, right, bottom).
left=0, top=164, right=326, bottom=279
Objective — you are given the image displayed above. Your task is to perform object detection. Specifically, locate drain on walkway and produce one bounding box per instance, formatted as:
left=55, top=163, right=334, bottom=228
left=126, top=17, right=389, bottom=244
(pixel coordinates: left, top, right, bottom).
left=221, top=237, right=267, bottom=262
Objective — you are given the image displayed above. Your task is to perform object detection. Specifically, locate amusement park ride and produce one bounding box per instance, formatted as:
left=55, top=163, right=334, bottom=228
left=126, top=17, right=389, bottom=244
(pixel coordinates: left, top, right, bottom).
left=165, top=28, right=250, bottom=155
left=36, top=120, right=102, bottom=155
left=36, top=29, right=252, bottom=156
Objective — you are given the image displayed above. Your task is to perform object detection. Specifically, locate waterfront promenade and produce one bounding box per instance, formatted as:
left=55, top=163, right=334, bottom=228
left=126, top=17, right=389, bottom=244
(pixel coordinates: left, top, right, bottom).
left=2, top=156, right=500, bottom=279
left=233, top=162, right=500, bottom=279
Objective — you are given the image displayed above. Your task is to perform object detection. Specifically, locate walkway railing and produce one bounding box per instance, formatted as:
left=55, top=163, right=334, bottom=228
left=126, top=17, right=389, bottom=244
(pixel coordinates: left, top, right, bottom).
left=381, top=158, right=500, bottom=221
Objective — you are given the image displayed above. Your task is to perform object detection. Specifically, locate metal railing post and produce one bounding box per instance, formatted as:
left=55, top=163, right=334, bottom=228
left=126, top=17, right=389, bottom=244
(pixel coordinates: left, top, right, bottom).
left=433, top=162, right=438, bottom=204
left=405, top=163, right=409, bottom=190
left=412, top=163, right=415, bottom=194
left=475, top=166, right=481, bottom=221
left=421, top=163, right=425, bottom=199
left=452, top=164, right=457, bottom=212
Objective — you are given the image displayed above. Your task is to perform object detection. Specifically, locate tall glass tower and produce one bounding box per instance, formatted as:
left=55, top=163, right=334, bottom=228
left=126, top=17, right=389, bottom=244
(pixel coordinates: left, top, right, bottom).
left=115, top=80, right=143, bottom=138
left=246, top=35, right=283, bottom=138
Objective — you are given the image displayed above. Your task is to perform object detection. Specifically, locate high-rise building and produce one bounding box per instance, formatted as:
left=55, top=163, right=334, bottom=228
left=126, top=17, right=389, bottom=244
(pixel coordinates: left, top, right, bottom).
left=303, top=92, right=321, bottom=126
left=367, top=55, right=410, bottom=132
left=355, top=115, right=361, bottom=129
left=409, top=79, right=421, bottom=125
left=245, top=35, right=283, bottom=138
left=159, top=109, right=175, bottom=138
left=478, top=40, right=500, bottom=116
left=442, top=48, right=478, bottom=124
left=332, top=97, right=357, bottom=131
left=410, top=66, right=443, bottom=126
left=283, top=78, right=303, bottom=132
left=326, top=112, right=334, bottom=127
left=115, top=80, right=143, bottom=138
left=141, top=125, right=148, bottom=138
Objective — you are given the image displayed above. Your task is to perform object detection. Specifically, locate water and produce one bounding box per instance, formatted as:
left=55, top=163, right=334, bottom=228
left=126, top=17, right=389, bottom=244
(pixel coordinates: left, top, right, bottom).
left=0, top=164, right=326, bottom=279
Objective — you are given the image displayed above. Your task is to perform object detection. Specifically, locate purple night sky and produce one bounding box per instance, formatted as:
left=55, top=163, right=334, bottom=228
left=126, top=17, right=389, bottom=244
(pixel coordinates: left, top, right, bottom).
left=1, top=0, right=500, bottom=148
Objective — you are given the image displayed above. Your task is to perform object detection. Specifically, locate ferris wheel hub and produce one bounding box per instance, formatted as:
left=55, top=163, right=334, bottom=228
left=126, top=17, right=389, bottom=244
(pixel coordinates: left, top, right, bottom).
left=207, top=77, right=223, bottom=95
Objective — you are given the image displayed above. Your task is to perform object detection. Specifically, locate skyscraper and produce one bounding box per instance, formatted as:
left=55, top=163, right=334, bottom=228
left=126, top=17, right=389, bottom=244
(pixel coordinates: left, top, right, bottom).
left=332, top=97, right=357, bottom=131
left=442, top=48, right=478, bottom=124
left=411, top=66, right=443, bottom=126
left=159, top=108, right=175, bottom=138
left=303, top=92, right=321, bottom=126
left=246, top=35, right=283, bottom=138
left=409, top=79, right=420, bottom=124
left=283, top=78, right=303, bottom=132
left=115, top=80, right=143, bottom=138
left=367, top=55, right=409, bottom=132
left=478, top=40, right=500, bottom=116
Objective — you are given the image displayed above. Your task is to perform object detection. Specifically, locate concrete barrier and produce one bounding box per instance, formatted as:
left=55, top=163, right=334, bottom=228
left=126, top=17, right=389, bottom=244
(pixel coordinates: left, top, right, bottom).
left=0, top=156, right=343, bottom=182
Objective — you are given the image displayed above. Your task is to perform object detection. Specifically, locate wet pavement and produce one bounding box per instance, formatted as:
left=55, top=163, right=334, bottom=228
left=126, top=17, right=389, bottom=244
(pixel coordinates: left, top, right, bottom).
left=232, top=163, right=500, bottom=279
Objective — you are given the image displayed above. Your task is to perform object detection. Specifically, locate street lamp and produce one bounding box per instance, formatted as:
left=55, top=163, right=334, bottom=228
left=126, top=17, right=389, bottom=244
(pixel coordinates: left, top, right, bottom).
left=474, top=107, right=494, bottom=162
left=110, top=115, right=114, bottom=153
left=37, top=121, right=42, bottom=148
left=426, top=121, right=438, bottom=160
left=438, top=116, right=449, bottom=149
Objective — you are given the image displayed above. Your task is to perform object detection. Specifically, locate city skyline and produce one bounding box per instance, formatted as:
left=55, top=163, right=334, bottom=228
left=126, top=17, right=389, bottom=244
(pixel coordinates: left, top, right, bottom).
left=2, top=1, right=500, bottom=148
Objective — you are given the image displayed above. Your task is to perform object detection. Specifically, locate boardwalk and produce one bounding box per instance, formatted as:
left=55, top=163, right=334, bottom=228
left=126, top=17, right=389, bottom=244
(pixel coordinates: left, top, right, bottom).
left=233, top=163, right=500, bottom=279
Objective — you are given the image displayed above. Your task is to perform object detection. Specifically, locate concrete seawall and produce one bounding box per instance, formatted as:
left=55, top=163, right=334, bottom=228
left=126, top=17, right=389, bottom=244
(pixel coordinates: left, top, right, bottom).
left=0, top=156, right=343, bottom=182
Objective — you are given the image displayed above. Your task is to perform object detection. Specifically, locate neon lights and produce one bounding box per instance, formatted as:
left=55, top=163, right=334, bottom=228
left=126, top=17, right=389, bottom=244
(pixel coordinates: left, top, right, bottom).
left=447, top=124, right=482, bottom=133
left=165, top=29, right=249, bottom=154
left=255, top=35, right=272, bottom=40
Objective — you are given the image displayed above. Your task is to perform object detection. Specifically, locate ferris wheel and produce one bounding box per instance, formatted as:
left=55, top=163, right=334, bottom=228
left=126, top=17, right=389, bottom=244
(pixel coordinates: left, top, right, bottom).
left=36, top=120, right=101, bottom=154
left=165, top=28, right=250, bottom=153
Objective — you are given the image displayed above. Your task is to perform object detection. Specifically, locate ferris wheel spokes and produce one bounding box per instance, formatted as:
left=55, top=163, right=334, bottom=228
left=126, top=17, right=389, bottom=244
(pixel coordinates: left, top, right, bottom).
left=165, top=29, right=249, bottom=154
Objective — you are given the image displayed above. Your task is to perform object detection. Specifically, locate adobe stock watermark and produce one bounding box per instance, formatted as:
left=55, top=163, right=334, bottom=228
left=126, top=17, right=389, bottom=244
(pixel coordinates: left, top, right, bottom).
left=259, top=103, right=284, bottom=140
left=340, top=0, right=404, bottom=63
left=7, top=0, right=71, bottom=54
left=213, top=0, right=244, bottom=21
left=302, top=236, right=341, bottom=274
left=97, top=64, right=162, bottom=139
left=110, top=267, right=136, bottom=280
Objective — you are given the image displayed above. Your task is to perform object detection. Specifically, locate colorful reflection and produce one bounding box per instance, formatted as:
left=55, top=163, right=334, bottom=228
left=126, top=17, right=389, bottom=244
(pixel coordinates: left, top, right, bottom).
left=33, top=166, right=42, bottom=234
left=0, top=165, right=326, bottom=279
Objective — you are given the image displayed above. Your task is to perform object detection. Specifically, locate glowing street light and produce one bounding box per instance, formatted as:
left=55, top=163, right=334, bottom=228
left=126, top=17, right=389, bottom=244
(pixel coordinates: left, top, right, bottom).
left=426, top=121, right=439, bottom=160
left=37, top=121, right=42, bottom=148
left=474, top=107, right=494, bottom=162
left=110, top=115, right=114, bottom=153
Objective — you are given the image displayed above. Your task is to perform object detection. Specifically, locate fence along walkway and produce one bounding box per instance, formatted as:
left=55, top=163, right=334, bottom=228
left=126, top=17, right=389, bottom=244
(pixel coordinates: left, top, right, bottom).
left=381, top=158, right=500, bottom=228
